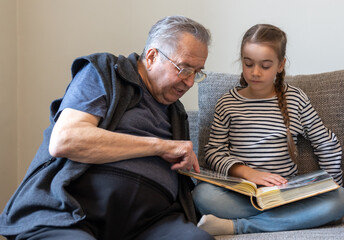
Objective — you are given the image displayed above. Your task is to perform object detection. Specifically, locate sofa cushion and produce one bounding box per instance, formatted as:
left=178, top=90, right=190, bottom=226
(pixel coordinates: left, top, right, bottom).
left=197, top=70, right=344, bottom=174
left=198, top=72, right=240, bottom=168
left=187, top=110, right=199, bottom=156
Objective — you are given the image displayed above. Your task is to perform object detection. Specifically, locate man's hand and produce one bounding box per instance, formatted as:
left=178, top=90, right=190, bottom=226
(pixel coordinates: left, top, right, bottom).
left=159, top=140, right=200, bottom=173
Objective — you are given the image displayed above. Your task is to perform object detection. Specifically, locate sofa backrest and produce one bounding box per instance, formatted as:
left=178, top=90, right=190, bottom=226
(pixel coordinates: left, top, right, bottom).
left=197, top=70, right=344, bottom=174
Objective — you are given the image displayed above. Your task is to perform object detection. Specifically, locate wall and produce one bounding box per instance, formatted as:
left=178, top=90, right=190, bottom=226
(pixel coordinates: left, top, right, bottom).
left=0, top=0, right=18, bottom=216
left=1, top=0, right=344, bottom=215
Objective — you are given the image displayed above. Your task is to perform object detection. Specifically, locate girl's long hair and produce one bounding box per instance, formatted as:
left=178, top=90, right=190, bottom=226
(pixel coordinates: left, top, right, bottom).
left=239, top=24, right=298, bottom=163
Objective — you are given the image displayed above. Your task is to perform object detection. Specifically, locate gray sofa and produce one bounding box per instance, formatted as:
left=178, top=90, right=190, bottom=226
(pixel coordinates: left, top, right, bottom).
left=187, top=70, right=344, bottom=239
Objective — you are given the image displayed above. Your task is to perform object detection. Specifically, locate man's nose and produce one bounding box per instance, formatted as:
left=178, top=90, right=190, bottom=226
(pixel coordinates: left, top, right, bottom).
left=182, top=74, right=195, bottom=88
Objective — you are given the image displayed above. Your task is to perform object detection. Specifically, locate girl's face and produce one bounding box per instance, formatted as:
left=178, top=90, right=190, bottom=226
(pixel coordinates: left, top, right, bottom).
left=241, top=42, right=285, bottom=97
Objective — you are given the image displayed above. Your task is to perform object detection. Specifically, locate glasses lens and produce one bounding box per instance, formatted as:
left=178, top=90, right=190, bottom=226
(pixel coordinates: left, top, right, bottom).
left=178, top=68, right=193, bottom=79
left=177, top=68, right=206, bottom=83
left=194, top=71, right=206, bottom=83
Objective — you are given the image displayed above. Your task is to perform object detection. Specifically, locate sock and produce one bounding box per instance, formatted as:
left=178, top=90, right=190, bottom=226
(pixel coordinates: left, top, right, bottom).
left=197, top=214, right=235, bottom=236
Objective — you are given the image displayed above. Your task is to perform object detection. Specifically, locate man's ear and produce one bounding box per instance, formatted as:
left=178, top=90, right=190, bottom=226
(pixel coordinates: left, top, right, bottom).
left=278, top=58, right=286, bottom=73
left=145, top=48, right=158, bottom=70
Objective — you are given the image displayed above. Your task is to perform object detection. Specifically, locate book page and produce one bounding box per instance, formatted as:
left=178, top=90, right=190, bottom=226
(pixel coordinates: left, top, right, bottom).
left=256, top=178, right=339, bottom=210
left=180, top=168, right=255, bottom=184
left=256, top=169, right=332, bottom=196
left=178, top=168, right=257, bottom=196
left=278, top=170, right=332, bottom=190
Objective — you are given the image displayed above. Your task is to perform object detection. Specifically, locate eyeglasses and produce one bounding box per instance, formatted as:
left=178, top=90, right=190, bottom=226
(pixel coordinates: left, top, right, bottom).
left=156, top=49, right=206, bottom=83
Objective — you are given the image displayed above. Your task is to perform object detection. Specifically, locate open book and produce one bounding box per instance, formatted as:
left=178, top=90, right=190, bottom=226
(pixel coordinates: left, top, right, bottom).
left=179, top=168, right=339, bottom=211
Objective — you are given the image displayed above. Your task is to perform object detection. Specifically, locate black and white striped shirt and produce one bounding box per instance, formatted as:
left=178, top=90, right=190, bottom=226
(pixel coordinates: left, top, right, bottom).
left=205, top=84, right=343, bottom=185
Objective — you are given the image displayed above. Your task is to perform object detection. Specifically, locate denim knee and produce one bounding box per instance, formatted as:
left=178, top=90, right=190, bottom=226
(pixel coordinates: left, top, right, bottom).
left=192, top=182, right=260, bottom=219
left=192, top=182, right=215, bottom=215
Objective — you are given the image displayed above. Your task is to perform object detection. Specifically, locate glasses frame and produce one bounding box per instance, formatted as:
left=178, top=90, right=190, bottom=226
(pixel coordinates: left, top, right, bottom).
left=156, top=49, right=206, bottom=83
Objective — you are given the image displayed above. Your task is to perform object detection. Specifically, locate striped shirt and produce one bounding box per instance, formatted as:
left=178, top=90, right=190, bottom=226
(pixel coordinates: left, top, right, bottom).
left=205, top=84, right=343, bottom=185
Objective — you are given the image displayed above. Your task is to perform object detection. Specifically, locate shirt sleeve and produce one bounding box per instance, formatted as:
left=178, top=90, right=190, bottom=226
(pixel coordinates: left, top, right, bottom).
left=300, top=98, right=343, bottom=186
left=54, top=63, right=107, bottom=122
left=204, top=95, right=244, bottom=175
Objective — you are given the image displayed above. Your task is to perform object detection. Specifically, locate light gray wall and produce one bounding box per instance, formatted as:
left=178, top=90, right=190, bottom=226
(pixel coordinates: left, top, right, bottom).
left=1, top=0, right=344, bottom=215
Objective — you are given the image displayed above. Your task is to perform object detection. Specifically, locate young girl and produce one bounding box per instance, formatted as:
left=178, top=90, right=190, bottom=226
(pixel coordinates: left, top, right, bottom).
left=192, top=24, right=344, bottom=235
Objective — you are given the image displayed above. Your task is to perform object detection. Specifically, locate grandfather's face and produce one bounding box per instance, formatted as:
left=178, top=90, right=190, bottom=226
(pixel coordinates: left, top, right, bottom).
left=144, top=33, right=208, bottom=105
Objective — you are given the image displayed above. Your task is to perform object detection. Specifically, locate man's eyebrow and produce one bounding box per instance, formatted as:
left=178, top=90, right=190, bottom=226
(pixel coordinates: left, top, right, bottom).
left=178, top=61, right=204, bottom=70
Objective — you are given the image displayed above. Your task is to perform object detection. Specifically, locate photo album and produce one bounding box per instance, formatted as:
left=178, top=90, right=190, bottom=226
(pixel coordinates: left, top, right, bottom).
left=179, top=168, right=339, bottom=210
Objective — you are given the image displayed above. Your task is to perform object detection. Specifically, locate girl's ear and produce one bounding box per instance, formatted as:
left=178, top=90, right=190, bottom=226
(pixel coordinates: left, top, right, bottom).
left=278, top=58, right=286, bottom=73
left=145, top=48, right=158, bottom=70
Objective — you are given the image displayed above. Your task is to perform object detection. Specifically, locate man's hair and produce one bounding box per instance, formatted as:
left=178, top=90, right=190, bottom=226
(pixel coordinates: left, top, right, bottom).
left=141, top=16, right=211, bottom=58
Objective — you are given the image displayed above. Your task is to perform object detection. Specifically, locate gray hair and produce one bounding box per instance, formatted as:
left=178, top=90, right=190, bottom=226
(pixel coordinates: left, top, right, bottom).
left=141, top=16, right=211, bottom=58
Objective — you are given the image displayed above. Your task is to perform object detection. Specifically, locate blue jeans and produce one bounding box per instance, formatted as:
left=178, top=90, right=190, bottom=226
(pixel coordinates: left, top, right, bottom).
left=193, top=182, right=344, bottom=234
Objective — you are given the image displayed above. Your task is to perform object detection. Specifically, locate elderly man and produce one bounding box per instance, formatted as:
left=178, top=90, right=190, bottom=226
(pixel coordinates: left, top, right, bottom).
left=0, top=16, right=213, bottom=239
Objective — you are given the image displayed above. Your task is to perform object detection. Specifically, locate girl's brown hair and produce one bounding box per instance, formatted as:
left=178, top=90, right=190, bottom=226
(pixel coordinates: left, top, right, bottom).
left=239, top=24, right=298, bottom=162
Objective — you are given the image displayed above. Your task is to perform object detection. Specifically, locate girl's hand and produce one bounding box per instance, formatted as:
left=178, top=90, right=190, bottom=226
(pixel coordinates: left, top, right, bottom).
left=229, top=164, right=287, bottom=187
left=244, top=169, right=287, bottom=187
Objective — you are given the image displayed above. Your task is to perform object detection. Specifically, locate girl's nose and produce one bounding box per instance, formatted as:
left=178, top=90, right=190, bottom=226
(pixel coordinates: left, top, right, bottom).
left=252, top=66, right=261, bottom=76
